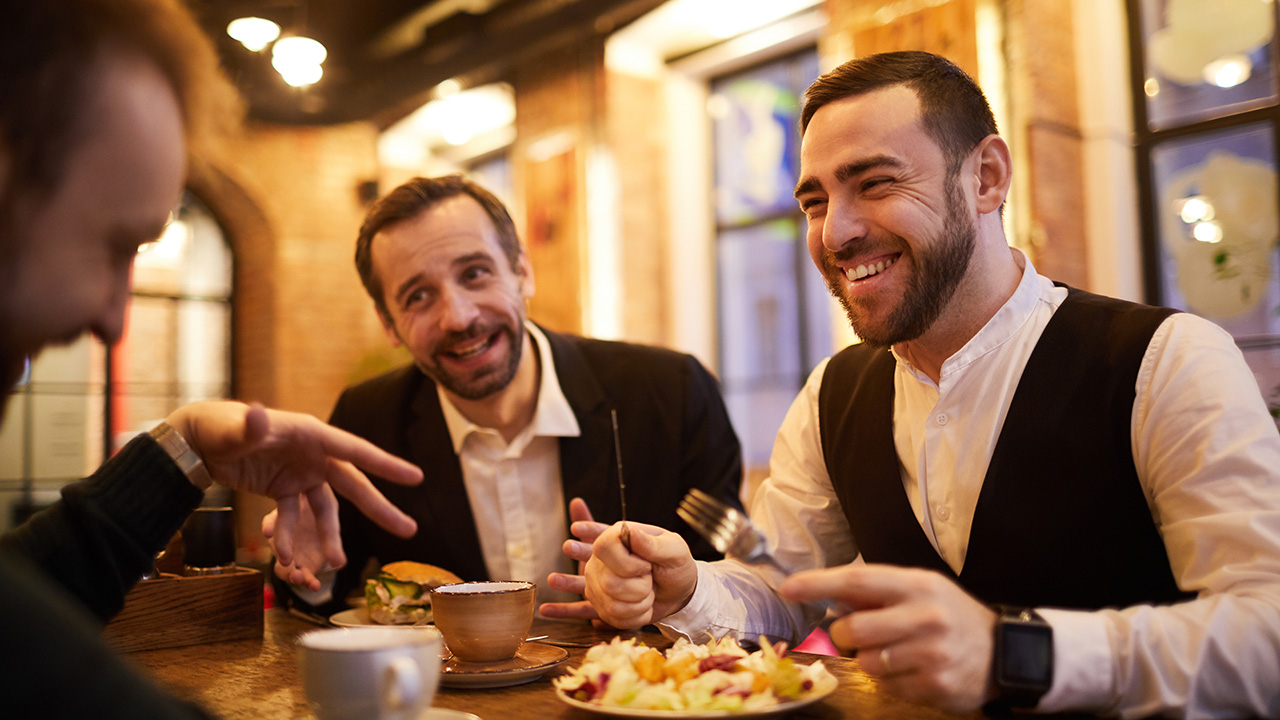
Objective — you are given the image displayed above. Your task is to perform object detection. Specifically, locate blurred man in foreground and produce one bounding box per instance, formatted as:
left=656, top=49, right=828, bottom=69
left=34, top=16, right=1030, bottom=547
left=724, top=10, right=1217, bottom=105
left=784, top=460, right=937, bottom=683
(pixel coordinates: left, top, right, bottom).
left=579, top=51, right=1280, bottom=718
left=0, top=1, right=425, bottom=716
left=269, top=174, right=744, bottom=617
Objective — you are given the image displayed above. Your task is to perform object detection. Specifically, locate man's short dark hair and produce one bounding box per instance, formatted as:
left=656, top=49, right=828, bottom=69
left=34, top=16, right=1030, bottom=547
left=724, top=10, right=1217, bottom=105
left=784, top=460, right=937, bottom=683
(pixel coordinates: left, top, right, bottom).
left=0, top=0, right=238, bottom=231
left=800, top=51, right=998, bottom=174
left=355, top=175, right=522, bottom=319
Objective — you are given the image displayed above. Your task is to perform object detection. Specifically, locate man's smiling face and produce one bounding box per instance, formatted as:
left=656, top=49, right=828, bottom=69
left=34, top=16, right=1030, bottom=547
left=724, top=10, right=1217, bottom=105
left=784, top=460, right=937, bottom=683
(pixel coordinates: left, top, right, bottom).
left=371, top=194, right=533, bottom=400
left=795, top=84, right=977, bottom=348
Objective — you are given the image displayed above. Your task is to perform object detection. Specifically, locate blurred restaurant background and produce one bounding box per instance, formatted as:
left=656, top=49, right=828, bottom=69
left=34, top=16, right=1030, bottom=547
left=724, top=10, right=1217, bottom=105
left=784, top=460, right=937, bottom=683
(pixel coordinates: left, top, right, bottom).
left=3, top=0, right=1279, bottom=568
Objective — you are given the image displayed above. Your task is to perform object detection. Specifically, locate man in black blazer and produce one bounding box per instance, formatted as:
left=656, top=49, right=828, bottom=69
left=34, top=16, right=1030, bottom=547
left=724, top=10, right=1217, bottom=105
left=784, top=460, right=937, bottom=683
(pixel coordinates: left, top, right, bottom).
left=270, top=175, right=743, bottom=617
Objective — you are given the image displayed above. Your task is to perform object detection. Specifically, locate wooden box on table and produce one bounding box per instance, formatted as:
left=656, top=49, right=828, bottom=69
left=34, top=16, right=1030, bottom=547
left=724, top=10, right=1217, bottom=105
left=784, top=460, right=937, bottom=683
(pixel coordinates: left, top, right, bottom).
left=104, top=567, right=264, bottom=653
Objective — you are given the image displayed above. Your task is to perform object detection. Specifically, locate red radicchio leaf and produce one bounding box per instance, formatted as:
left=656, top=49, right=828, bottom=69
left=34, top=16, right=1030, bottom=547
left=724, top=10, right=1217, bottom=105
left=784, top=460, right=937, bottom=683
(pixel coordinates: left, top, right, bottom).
left=698, top=655, right=741, bottom=673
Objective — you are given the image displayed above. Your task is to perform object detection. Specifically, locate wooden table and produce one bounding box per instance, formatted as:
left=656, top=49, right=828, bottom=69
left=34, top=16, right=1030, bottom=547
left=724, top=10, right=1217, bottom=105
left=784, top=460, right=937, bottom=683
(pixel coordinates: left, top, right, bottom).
left=130, top=608, right=982, bottom=719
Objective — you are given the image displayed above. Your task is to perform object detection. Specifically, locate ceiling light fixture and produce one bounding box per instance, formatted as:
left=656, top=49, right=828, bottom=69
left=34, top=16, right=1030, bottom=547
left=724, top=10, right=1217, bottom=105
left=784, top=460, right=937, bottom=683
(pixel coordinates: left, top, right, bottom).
left=227, top=17, right=281, bottom=52
left=272, top=36, right=328, bottom=87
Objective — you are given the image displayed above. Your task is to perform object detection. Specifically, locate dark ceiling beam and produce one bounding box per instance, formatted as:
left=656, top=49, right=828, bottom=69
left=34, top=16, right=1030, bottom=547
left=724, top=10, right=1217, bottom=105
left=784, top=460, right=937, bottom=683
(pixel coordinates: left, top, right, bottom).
left=203, top=0, right=667, bottom=127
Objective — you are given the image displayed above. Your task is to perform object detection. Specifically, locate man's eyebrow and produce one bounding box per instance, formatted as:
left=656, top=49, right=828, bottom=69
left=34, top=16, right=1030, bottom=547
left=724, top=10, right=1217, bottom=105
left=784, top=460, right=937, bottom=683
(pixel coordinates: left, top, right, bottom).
left=834, top=155, right=903, bottom=184
left=393, top=273, right=426, bottom=304
left=794, top=176, right=822, bottom=199
left=794, top=155, right=905, bottom=199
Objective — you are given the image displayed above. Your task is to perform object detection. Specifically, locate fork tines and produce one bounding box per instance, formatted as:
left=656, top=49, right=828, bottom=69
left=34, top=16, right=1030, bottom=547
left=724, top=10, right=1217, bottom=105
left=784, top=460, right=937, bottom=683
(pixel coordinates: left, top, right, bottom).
left=677, top=488, right=744, bottom=554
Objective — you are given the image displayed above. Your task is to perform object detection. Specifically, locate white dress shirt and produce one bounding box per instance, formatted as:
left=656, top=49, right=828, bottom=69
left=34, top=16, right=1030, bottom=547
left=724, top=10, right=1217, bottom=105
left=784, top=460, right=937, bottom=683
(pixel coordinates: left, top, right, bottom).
left=662, top=251, right=1280, bottom=718
left=438, top=322, right=581, bottom=607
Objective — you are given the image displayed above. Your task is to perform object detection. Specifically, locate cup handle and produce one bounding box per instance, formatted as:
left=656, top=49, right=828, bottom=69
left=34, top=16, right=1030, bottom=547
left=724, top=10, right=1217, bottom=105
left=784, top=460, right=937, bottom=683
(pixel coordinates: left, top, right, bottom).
left=381, top=656, right=422, bottom=714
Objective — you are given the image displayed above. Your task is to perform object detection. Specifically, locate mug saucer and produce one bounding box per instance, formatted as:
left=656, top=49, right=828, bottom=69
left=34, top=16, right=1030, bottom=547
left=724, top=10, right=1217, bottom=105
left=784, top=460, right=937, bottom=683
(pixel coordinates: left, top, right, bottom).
left=419, top=709, right=481, bottom=720
left=439, top=642, right=569, bottom=689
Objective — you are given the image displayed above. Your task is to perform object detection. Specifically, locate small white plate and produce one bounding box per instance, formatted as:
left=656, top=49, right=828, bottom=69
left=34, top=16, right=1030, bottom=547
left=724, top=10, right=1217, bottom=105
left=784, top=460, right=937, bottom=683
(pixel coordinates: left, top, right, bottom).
left=330, top=608, right=434, bottom=629
left=440, top=642, right=569, bottom=689
left=420, top=709, right=482, bottom=720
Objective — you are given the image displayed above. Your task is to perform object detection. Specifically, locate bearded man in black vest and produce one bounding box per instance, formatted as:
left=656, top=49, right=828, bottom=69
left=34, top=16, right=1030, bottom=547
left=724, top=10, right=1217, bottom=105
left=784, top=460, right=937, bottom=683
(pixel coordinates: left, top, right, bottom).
left=581, top=51, right=1280, bottom=718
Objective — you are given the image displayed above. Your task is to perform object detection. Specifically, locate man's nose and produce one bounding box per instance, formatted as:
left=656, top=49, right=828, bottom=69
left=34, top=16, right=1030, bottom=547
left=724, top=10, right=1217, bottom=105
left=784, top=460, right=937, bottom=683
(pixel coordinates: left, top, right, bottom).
left=94, top=264, right=133, bottom=346
left=437, top=287, right=480, bottom=331
left=822, top=199, right=868, bottom=252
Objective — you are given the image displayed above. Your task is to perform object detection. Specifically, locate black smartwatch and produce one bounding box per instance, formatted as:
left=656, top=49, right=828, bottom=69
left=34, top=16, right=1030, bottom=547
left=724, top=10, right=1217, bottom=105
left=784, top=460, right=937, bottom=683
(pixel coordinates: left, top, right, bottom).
left=986, top=605, right=1053, bottom=714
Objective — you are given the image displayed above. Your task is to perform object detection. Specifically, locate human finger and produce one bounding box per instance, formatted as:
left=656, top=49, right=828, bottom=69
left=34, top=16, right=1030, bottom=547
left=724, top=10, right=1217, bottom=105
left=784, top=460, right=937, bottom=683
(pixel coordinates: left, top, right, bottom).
left=300, top=417, right=423, bottom=486
left=779, top=564, right=916, bottom=609
left=570, top=520, right=609, bottom=544
left=261, top=508, right=279, bottom=539
left=306, top=484, right=347, bottom=572
left=273, top=496, right=299, bottom=566
left=539, top=599, right=600, bottom=621
left=322, top=459, right=418, bottom=538
left=562, top=539, right=593, bottom=564
left=568, top=497, right=595, bottom=523
left=547, top=571, right=586, bottom=595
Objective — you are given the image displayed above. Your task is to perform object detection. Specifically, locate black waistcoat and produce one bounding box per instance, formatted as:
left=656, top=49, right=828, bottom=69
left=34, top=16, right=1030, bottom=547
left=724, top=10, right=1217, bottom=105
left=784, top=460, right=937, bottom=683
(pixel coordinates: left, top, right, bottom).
left=818, top=286, right=1192, bottom=609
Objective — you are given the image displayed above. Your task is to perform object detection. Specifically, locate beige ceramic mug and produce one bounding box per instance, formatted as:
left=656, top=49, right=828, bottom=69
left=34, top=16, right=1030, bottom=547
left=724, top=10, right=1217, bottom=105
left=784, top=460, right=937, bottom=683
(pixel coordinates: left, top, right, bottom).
left=431, top=580, right=536, bottom=662
left=297, top=626, right=442, bottom=720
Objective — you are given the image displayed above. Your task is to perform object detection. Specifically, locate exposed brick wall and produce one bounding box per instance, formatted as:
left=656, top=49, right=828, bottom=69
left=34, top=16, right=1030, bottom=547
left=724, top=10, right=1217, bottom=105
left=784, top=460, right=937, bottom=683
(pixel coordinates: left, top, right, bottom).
left=215, top=122, right=390, bottom=420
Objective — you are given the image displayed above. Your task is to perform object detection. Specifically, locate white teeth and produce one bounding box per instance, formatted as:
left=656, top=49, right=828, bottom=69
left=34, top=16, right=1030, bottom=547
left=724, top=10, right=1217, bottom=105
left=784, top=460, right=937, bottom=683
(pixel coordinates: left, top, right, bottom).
left=844, top=256, right=896, bottom=282
left=451, top=337, right=490, bottom=358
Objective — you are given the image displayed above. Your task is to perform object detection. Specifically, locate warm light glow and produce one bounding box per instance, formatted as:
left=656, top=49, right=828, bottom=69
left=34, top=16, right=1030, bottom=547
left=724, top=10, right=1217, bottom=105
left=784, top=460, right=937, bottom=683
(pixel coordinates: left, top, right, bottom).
left=1192, top=220, right=1224, bottom=244
left=1144, top=77, right=1161, bottom=97
left=435, top=78, right=463, bottom=97
left=138, top=218, right=188, bottom=261
left=1203, top=54, right=1252, bottom=88
left=272, top=36, right=327, bottom=87
left=226, top=17, right=280, bottom=52
left=273, top=36, right=327, bottom=65
left=1178, top=195, right=1215, bottom=223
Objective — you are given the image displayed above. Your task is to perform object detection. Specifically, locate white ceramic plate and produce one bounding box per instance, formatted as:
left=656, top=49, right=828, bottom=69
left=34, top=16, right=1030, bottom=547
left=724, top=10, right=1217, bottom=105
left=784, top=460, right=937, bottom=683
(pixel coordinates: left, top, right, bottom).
left=554, top=682, right=836, bottom=718
left=419, top=709, right=481, bottom=720
left=440, top=642, right=569, bottom=689
left=329, top=608, right=434, bottom=629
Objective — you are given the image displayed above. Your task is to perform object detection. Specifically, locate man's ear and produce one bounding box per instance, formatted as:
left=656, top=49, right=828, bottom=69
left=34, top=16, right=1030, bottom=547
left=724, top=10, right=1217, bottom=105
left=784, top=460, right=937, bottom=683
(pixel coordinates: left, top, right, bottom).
left=971, top=134, right=1012, bottom=215
left=377, top=305, right=403, bottom=347
left=517, top=252, right=535, bottom=300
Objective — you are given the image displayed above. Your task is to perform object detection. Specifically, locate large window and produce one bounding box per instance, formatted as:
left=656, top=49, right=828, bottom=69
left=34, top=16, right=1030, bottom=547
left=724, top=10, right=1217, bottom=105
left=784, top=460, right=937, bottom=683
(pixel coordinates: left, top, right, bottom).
left=1, top=193, right=233, bottom=528
left=710, top=49, right=829, bottom=470
left=1129, top=0, right=1280, bottom=426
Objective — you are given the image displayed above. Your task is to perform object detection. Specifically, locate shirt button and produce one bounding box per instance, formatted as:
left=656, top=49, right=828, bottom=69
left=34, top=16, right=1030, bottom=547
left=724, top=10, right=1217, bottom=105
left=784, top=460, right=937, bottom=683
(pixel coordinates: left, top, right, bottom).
left=936, top=413, right=949, bottom=426
left=936, top=505, right=951, bottom=521
left=509, top=545, right=527, bottom=559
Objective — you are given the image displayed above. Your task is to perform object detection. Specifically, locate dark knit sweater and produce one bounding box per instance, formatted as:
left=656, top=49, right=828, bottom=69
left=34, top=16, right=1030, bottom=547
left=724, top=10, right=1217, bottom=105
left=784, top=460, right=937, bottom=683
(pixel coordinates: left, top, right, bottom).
left=0, top=434, right=215, bottom=718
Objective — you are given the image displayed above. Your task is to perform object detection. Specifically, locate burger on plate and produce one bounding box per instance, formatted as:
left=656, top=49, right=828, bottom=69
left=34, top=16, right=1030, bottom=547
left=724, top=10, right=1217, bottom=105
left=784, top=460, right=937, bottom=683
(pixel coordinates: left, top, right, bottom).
left=364, top=561, right=463, bottom=625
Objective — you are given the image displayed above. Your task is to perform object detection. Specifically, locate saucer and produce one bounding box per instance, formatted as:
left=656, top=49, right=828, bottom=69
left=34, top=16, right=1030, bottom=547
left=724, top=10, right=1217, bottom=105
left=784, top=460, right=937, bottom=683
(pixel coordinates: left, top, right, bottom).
left=440, top=642, right=569, bottom=689
left=330, top=608, right=435, bottom=629
left=419, top=709, right=481, bottom=720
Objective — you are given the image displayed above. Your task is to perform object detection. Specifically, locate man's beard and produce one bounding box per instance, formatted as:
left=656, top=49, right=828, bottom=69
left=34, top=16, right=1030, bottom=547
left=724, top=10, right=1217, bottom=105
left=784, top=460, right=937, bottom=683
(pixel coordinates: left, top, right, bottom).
left=820, top=177, right=976, bottom=348
left=416, top=320, right=525, bottom=401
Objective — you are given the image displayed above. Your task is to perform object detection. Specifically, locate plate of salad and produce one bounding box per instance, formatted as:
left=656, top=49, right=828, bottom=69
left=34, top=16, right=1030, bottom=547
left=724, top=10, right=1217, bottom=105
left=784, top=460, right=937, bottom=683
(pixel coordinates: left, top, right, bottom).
left=553, top=636, right=838, bottom=717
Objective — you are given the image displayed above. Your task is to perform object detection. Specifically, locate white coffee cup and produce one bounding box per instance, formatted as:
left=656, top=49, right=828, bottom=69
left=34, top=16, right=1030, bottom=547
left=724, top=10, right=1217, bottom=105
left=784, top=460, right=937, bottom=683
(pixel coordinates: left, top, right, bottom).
left=297, top=626, right=443, bottom=720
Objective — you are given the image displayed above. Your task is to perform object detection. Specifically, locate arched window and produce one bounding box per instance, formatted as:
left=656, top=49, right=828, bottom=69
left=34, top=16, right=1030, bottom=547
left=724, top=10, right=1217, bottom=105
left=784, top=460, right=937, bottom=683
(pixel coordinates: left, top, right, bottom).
left=0, top=193, right=233, bottom=528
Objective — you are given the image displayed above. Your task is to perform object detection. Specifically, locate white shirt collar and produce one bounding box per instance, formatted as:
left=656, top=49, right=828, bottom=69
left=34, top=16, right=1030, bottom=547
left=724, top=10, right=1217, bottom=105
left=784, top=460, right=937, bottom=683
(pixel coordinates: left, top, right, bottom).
left=438, top=322, right=581, bottom=453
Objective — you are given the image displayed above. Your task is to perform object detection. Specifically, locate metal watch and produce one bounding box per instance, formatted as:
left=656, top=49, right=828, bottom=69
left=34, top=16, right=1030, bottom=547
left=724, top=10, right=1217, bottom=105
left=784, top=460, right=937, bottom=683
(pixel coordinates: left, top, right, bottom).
left=149, top=422, right=214, bottom=490
left=988, top=605, right=1053, bottom=712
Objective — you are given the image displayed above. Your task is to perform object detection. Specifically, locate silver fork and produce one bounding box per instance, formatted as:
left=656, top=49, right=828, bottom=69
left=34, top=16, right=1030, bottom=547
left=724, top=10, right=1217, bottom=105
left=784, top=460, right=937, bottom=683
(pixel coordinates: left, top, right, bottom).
left=676, top=488, right=789, bottom=574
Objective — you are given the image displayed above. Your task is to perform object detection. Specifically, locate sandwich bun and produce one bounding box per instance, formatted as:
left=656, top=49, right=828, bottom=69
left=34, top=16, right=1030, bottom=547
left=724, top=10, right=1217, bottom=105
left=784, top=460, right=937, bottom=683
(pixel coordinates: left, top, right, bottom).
left=364, top=561, right=463, bottom=625
left=380, top=561, right=463, bottom=587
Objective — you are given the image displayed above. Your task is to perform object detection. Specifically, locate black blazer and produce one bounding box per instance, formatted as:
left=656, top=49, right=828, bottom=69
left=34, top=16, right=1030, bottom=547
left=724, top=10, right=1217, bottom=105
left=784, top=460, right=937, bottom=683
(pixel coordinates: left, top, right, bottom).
left=285, top=326, right=744, bottom=613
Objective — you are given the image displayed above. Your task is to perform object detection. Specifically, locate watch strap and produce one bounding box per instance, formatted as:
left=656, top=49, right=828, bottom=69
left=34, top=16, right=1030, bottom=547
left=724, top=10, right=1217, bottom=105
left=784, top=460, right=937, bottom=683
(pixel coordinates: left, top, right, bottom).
left=149, top=422, right=214, bottom=490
